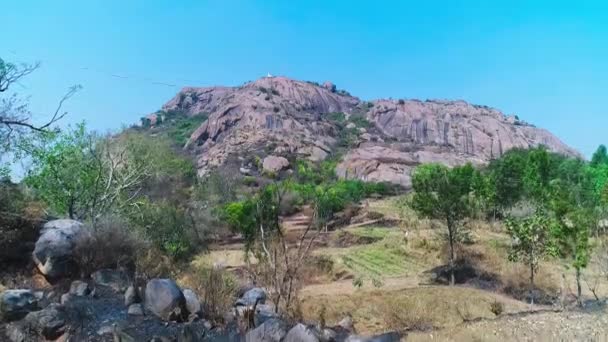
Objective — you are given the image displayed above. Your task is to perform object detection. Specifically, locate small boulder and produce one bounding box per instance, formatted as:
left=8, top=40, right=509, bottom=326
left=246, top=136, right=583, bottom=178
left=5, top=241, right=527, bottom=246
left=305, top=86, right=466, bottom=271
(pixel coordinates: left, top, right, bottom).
left=262, top=156, right=289, bottom=174
left=24, top=304, right=67, bottom=340
left=284, top=323, right=320, bottom=342
left=145, top=279, right=187, bottom=321
left=91, top=269, right=129, bottom=292
left=236, top=287, right=266, bottom=306
left=128, top=303, right=144, bottom=316
left=182, top=289, right=202, bottom=317
left=124, top=285, right=139, bottom=306
left=245, top=317, right=288, bottom=342
left=345, top=122, right=356, bottom=129
left=69, top=280, right=91, bottom=296
left=60, top=293, right=71, bottom=305
left=338, top=315, right=354, bottom=332
left=32, top=219, right=89, bottom=279
left=0, top=290, right=39, bottom=322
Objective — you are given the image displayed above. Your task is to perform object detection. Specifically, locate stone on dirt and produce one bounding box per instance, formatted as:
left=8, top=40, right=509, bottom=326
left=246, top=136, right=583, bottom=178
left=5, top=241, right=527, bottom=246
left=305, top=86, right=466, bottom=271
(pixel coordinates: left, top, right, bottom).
left=262, top=155, right=289, bottom=173
left=236, top=287, right=266, bottom=307
left=24, top=303, right=67, bottom=340
left=91, top=268, right=130, bottom=292
left=182, top=288, right=202, bottom=317
left=145, top=278, right=187, bottom=321
left=245, top=317, right=288, bottom=342
left=0, top=289, right=39, bottom=322
left=284, top=323, right=320, bottom=342
left=128, top=303, right=144, bottom=316
left=69, top=280, right=91, bottom=296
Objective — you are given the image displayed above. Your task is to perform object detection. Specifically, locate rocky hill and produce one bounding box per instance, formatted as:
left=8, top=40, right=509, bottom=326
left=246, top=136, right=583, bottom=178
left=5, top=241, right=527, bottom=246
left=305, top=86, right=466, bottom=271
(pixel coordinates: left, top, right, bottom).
left=157, top=76, right=579, bottom=188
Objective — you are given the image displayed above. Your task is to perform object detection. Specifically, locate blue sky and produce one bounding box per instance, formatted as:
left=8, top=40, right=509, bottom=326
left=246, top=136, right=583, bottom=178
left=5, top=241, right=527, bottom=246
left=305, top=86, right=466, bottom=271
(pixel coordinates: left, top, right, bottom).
left=2, top=0, right=607, bottom=157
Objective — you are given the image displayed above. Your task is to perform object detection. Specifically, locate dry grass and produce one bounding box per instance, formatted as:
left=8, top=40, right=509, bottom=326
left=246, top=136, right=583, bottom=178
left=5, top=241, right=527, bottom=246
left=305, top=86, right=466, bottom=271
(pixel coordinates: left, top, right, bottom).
left=300, top=286, right=529, bottom=335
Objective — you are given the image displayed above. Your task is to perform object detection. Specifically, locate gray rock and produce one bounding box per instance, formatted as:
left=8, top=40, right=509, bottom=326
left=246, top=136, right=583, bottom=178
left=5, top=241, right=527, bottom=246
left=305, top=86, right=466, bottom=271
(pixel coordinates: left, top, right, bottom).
left=32, top=219, right=89, bottom=279
left=345, top=332, right=401, bottom=342
left=0, top=289, right=39, bottom=322
left=6, top=323, right=27, bottom=342
left=284, top=323, right=320, bottom=342
left=128, top=303, right=144, bottom=316
left=91, top=268, right=130, bottom=292
left=262, top=156, right=289, bottom=173
left=97, top=325, right=114, bottom=335
left=24, top=303, right=67, bottom=340
left=245, top=317, right=288, bottom=342
left=69, top=280, right=91, bottom=296
left=124, top=285, right=139, bottom=306
left=60, top=293, right=71, bottom=305
left=338, top=315, right=354, bottom=331
left=145, top=278, right=187, bottom=321
left=255, top=303, right=279, bottom=326
left=182, top=288, right=202, bottom=316
left=236, top=287, right=266, bottom=306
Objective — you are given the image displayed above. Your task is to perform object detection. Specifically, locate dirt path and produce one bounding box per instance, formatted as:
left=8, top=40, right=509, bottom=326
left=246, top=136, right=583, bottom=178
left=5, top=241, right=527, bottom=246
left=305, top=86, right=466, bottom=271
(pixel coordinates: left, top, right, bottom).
left=407, top=308, right=608, bottom=341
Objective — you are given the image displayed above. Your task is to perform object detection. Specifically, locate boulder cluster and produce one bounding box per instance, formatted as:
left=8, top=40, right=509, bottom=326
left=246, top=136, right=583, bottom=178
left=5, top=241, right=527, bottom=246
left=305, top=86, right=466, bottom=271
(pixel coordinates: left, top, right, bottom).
left=0, top=219, right=401, bottom=341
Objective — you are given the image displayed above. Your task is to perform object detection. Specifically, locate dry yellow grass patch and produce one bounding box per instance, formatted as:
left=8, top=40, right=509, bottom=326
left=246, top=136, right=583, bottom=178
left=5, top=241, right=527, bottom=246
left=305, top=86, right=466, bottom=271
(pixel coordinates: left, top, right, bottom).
left=300, top=286, right=530, bottom=335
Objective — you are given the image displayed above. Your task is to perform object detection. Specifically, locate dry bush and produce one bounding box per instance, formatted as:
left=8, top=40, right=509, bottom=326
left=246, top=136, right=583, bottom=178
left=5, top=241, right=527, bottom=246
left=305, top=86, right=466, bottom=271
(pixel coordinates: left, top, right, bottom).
left=179, top=266, right=238, bottom=323
left=500, top=267, right=559, bottom=304
left=134, top=246, right=176, bottom=281
left=73, top=216, right=140, bottom=277
left=382, top=297, right=438, bottom=332
left=490, top=300, right=504, bottom=316
left=300, top=255, right=335, bottom=285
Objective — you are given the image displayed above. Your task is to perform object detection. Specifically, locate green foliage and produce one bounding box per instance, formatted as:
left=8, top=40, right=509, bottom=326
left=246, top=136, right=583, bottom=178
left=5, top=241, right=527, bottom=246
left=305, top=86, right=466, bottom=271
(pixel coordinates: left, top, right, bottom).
left=127, top=199, right=193, bottom=260
left=24, top=122, right=99, bottom=219
left=591, top=144, right=608, bottom=167
left=505, top=213, right=555, bottom=285
left=411, top=163, right=475, bottom=224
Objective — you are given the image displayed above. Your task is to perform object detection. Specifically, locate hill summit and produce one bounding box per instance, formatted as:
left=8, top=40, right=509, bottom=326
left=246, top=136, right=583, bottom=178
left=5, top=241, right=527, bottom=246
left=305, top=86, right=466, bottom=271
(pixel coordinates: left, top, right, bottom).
left=153, top=76, right=579, bottom=188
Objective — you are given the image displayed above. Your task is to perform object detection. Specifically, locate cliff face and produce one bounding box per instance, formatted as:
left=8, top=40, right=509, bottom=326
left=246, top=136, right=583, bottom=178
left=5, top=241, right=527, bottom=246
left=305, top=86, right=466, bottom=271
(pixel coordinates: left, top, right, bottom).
left=159, top=76, right=579, bottom=188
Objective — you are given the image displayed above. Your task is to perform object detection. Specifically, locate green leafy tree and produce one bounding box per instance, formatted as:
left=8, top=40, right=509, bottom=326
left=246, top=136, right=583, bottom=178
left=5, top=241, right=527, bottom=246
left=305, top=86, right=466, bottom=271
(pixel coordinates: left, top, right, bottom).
left=506, top=213, right=555, bottom=290
left=591, top=144, right=608, bottom=167
left=486, top=149, right=526, bottom=214
left=549, top=174, right=596, bottom=306
left=411, top=163, right=475, bottom=285
left=24, top=123, right=99, bottom=219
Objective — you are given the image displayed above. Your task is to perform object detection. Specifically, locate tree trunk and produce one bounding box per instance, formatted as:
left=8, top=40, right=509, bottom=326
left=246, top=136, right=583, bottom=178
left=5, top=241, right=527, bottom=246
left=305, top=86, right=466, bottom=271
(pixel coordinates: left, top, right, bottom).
left=447, top=218, right=456, bottom=286
left=576, top=267, right=583, bottom=307
left=530, top=263, right=535, bottom=287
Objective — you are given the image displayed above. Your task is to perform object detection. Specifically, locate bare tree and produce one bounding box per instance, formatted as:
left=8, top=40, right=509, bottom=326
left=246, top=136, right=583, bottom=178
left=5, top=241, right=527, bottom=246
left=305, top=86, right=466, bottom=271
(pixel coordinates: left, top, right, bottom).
left=0, top=57, right=80, bottom=149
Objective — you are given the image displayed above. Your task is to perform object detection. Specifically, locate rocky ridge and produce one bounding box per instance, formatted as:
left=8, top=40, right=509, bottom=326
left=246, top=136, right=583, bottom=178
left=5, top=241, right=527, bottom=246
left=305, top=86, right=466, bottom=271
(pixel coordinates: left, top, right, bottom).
left=159, top=76, right=579, bottom=188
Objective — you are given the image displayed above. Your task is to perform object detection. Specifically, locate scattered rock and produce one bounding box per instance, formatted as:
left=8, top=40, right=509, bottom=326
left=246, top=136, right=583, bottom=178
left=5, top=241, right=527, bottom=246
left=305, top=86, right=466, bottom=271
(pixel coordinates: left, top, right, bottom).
left=145, top=278, right=187, bottom=321
left=60, top=293, right=71, bottom=305
left=0, top=289, right=39, bottom=321
left=182, top=288, right=202, bottom=317
left=262, top=155, right=289, bottom=173
left=338, top=315, right=354, bottom=332
left=236, top=287, right=266, bottom=306
left=125, top=285, right=139, bottom=306
left=245, top=317, right=288, bottom=342
left=284, top=323, right=320, bottom=342
left=32, top=219, right=89, bottom=279
left=239, top=167, right=252, bottom=175
left=91, top=268, right=130, bottom=292
left=346, top=122, right=356, bottom=129
left=128, top=303, right=144, bottom=316
left=24, top=303, right=67, bottom=340
left=97, top=325, right=114, bottom=335
left=345, top=332, right=401, bottom=342
left=69, top=280, right=91, bottom=296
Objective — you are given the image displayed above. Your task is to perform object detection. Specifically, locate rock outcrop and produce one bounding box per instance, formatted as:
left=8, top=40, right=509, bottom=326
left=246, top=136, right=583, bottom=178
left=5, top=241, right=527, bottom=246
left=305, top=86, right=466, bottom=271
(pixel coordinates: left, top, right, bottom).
left=157, top=77, right=580, bottom=187
left=0, top=290, right=39, bottom=322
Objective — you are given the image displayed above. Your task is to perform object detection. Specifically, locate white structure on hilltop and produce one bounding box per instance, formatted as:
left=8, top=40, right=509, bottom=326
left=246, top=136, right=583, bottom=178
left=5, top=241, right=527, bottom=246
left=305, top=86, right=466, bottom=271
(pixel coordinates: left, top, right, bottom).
left=266, top=72, right=274, bottom=78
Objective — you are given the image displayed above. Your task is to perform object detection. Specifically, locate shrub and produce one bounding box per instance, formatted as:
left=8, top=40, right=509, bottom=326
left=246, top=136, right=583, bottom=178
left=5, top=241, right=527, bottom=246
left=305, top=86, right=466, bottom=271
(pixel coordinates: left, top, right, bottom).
left=180, top=266, right=238, bottom=323
left=73, top=216, right=140, bottom=277
left=490, top=300, right=504, bottom=316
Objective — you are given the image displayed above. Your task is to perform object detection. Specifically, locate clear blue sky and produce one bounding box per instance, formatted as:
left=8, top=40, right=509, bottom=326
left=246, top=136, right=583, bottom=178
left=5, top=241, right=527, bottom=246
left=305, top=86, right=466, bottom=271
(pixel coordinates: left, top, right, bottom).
left=2, top=0, right=607, bottom=157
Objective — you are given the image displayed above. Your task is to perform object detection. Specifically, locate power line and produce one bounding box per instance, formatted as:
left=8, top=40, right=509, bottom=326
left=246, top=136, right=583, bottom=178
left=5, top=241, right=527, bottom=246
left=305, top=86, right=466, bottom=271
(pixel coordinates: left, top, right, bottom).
left=3, top=50, right=208, bottom=89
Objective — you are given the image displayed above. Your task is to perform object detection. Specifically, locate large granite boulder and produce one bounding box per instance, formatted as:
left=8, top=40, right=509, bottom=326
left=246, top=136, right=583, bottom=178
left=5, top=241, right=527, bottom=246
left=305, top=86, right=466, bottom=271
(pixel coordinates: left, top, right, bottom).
left=32, top=219, right=89, bottom=279
left=0, top=290, right=39, bottom=321
left=145, top=279, right=187, bottom=321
